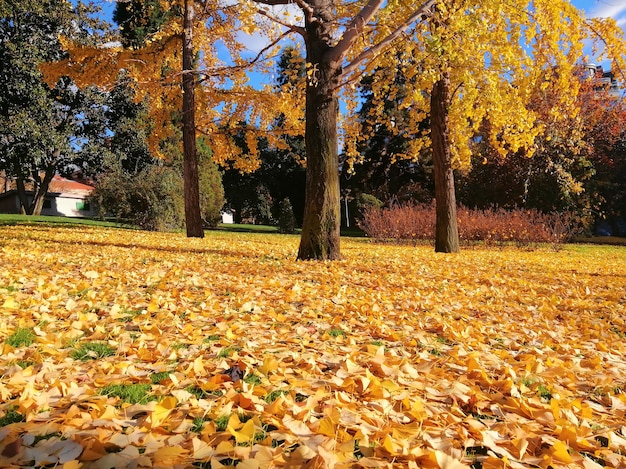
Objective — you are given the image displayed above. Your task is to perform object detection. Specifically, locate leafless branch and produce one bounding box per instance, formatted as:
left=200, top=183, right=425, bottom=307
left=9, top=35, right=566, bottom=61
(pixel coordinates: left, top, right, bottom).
left=327, top=0, right=384, bottom=64
left=195, top=31, right=293, bottom=82
left=341, top=0, right=438, bottom=78
left=255, top=7, right=306, bottom=37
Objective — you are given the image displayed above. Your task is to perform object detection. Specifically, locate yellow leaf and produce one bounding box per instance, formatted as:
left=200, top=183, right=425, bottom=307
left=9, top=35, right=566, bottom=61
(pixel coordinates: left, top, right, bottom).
left=258, top=356, right=278, bottom=375
left=62, top=461, right=82, bottom=469
left=550, top=440, right=573, bottom=463
left=317, top=417, right=336, bottom=437
left=152, top=445, right=186, bottom=461
left=228, top=418, right=255, bottom=444
left=2, top=297, right=19, bottom=310
left=150, top=396, right=177, bottom=428
left=435, top=450, right=470, bottom=469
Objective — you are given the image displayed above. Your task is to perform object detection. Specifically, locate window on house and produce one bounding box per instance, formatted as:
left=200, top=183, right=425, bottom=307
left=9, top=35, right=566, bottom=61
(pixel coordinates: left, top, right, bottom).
left=76, top=201, right=90, bottom=211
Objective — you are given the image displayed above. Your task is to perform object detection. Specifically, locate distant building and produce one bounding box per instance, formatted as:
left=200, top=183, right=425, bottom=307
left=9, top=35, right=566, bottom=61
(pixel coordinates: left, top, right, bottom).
left=584, top=63, right=621, bottom=98
left=0, top=174, right=97, bottom=218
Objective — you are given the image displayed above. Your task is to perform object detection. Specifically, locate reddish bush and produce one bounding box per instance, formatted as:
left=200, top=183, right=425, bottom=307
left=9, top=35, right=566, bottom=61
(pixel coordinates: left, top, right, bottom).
left=358, top=203, right=582, bottom=246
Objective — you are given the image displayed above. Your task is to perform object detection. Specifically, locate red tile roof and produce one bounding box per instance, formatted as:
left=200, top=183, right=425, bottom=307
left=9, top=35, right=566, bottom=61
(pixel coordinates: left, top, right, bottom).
left=48, top=176, right=94, bottom=194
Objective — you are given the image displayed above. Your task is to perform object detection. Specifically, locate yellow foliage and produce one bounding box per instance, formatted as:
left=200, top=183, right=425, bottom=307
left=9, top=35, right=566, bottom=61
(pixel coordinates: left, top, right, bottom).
left=1, top=224, right=626, bottom=467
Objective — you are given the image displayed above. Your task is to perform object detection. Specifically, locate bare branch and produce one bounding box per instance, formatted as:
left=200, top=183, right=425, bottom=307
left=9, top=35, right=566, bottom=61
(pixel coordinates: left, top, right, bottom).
left=341, top=0, right=438, bottom=78
left=327, top=0, right=384, bottom=64
left=195, top=30, right=293, bottom=82
left=255, top=7, right=306, bottom=37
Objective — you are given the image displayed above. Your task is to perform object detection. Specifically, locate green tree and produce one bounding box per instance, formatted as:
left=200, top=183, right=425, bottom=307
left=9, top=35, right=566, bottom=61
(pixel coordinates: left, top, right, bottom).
left=0, top=0, right=111, bottom=215
left=113, top=0, right=173, bottom=49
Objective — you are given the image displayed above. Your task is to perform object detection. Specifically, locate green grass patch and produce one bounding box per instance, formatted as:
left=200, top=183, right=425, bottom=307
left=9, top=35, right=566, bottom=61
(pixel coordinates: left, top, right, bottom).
left=537, top=384, right=553, bottom=401
left=99, top=383, right=154, bottom=404
left=191, top=416, right=208, bottom=433
left=71, top=342, right=116, bottom=360
left=244, top=373, right=262, bottom=385
left=203, top=334, right=221, bottom=343
left=213, top=414, right=230, bottom=432
left=6, top=328, right=36, bottom=348
left=213, top=223, right=279, bottom=234
left=217, top=346, right=241, bottom=358
left=265, top=390, right=288, bottom=403
left=0, top=213, right=133, bottom=229
left=150, top=372, right=171, bottom=384
left=328, top=328, right=347, bottom=338
left=0, top=408, right=25, bottom=427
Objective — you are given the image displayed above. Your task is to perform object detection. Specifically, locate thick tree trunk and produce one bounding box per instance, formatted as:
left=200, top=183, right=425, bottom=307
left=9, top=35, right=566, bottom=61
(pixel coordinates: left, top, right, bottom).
left=431, top=73, right=460, bottom=253
left=297, top=3, right=341, bottom=260
left=182, top=0, right=203, bottom=238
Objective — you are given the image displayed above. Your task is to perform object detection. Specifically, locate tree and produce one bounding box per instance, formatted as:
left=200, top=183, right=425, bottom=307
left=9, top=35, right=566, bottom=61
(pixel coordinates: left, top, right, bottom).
left=0, top=0, right=111, bottom=215
left=44, top=0, right=626, bottom=257
left=345, top=63, right=433, bottom=206
left=349, top=1, right=626, bottom=252
left=457, top=65, right=626, bottom=232
left=42, top=1, right=295, bottom=239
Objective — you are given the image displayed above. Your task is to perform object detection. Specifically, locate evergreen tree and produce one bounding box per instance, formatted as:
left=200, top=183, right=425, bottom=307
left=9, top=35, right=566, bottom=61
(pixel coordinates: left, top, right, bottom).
left=0, top=0, right=111, bottom=214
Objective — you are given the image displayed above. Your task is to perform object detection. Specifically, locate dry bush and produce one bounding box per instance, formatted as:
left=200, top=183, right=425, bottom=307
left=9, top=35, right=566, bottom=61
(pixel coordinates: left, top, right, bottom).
left=358, top=203, right=582, bottom=246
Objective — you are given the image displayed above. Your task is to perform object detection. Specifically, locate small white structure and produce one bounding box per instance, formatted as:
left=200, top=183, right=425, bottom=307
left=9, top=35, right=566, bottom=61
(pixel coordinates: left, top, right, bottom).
left=0, top=175, right=97, bottom=218
left=221, top=209, right=234, bottom=224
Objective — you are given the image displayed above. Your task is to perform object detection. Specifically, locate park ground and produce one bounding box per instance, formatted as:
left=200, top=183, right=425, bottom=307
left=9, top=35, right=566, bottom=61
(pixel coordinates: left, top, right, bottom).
left=0, top=222, right=625, bottom=468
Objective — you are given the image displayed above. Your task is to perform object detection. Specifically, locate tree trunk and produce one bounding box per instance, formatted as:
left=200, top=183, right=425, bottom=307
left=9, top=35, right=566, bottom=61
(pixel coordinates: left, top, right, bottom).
left=31, top=164, right=56, bottom=216
left=431, top=73, right=460, bottom=253
left=297, top=3, right=341, bottom=260
left=15, top=164, right=29, bottom=215
left=182, top=0, right=203, bottom=238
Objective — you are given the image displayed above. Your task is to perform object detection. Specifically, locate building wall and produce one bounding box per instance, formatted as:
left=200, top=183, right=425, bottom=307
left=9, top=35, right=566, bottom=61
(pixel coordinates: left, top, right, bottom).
left=0, top=192, right=96, bottom=218
left=42, top=195, right=97, bottom=218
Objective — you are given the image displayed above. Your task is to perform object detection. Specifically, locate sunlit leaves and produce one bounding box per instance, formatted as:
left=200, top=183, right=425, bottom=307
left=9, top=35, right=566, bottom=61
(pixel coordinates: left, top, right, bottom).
left=1, top=225, right=626, bottom=467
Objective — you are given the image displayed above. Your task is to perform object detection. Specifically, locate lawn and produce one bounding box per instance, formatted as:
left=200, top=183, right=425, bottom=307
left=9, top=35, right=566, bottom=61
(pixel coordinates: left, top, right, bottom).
left=0, top=224, right=625, bottom=468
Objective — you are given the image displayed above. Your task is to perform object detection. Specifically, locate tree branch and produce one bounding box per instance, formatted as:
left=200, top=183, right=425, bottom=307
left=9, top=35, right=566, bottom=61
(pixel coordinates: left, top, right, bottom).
left=255, top=7, right=306, bottom=37
left=341, top=0, right=438, bottom=78
left=196, top=30, right=293, bottom=82
left=327, top=0, right=384, bottom=64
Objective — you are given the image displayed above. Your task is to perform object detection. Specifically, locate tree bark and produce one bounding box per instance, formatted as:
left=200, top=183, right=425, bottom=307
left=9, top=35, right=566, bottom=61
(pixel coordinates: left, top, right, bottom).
left=31, top=164, right=56, bottom=216
left=297, top=2, right=342, bottom=260
left=182, top=0, right=204, bottom=238
left=430, top=72, right=460, bottom=253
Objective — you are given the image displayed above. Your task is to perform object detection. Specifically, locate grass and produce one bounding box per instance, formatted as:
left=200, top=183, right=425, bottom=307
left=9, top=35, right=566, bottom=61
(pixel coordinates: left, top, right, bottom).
left=71, top=341, right=116, bottom=360
left=6, top=327, right=36, bottom=347
left=0, top=407, right=25, bottom=427
left=0, top=213, right=132, bottom=229
left=150, top=372, right=171, bottom=384
left=99, top=383, right=154, bottom=404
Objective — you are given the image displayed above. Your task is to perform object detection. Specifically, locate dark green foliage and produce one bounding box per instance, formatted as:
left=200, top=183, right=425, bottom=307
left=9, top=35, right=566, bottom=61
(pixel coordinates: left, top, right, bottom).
left=0, top=1, right=112, bottom=215
left=222, top=48, right=306, bottom=226
left=94, top=101, right=224, bottom=231
left=94, top=161, right=185, bottom=231
left=198, top=138, right=226, bottom=228
left=278, top=198, right=297, bottom=234
left=113, top=0, right=173, bottom=49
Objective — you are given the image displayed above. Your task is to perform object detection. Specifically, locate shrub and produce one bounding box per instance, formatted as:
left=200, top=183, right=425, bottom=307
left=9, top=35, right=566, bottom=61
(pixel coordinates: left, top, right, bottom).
left=278, top=198, right=297, bottom=234
left=358, top=202, right=582, bottom=246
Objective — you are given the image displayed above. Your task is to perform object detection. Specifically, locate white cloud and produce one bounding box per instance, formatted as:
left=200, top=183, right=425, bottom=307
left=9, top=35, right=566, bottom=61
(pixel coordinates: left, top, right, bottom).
left=589, top=2, right=626, bottom=19
left=237, top=3, right=304, bottom=53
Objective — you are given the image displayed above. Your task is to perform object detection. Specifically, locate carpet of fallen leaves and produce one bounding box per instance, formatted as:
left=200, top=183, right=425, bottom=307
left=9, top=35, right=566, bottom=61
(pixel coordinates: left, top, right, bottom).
left=1, top=225, right=626, bottom=469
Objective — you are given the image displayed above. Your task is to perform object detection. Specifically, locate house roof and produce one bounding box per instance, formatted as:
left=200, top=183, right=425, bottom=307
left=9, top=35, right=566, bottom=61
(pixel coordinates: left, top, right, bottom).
left=48, top=176, right=94, bottom=194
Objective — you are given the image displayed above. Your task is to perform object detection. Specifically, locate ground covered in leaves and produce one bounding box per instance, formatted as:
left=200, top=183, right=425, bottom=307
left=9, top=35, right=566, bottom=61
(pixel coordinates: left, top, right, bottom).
left=1, top=225, right=625, bottom=469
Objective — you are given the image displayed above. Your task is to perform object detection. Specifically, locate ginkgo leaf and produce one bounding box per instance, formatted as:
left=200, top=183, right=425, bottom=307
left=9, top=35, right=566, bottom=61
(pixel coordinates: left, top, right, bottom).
left=1, top=225, right=625, bottom=468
